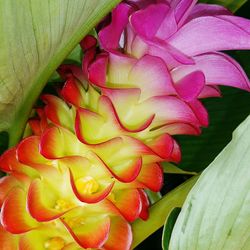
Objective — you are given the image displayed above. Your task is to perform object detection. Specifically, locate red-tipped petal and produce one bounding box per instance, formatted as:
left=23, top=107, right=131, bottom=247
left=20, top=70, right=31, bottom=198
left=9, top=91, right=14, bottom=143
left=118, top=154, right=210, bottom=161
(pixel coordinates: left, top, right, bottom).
left=61, top=208, right=111, bottom=248
left=1, top=187, right=39, bottom=233
left=0, top=225, right=18, bottom=249
left=42, top=95, right=73, bottom=129
left=0, top=176, right=20, bottom=208
left=104, top=216, right=132, bottom=250
left=188, top=99, right=209, bottom=127
left=28, top=179, right=73, bottom=222
left=88, top=53, right=109, bottom=86
left=17, top=136, right=49, bottom=166
left=110, top=189, right=142, bottom=222
left=40, top=126, right=83, bottom=159
left=147, top=133, right=174, bottom=159
left=69, top=169, right=114, bottom=204
left=168, top=139, right=181, bottom=163
left=61, top=78, right=85, bottom=107
left=138, top=189, right=150, bottom=220
left=137, top=163, right=163, bottom=192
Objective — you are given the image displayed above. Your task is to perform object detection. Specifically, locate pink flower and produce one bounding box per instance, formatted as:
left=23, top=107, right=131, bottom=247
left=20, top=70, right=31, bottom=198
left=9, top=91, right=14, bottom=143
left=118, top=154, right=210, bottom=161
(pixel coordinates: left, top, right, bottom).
left=93, top=0, right=250, bottom=127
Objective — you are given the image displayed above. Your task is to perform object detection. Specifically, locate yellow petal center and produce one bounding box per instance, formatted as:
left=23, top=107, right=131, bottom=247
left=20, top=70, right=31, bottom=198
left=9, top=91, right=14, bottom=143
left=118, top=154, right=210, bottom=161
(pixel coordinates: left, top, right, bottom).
left=54, top=199, right=71, bottom=211
left=44, top=237, right=65, bottom=250
left=75, top=176, right=99, bottom=194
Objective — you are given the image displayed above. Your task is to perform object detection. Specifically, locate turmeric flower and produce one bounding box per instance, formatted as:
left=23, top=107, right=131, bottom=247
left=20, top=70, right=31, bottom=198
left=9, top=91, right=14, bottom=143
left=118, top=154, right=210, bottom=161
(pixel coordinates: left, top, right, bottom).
left=0, top=0, right=250, bottom=249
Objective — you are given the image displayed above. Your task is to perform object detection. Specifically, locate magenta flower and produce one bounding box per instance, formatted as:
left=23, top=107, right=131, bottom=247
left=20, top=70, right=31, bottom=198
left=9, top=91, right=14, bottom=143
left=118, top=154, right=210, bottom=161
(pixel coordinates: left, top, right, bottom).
left=88, top=0, right=250, bottom=129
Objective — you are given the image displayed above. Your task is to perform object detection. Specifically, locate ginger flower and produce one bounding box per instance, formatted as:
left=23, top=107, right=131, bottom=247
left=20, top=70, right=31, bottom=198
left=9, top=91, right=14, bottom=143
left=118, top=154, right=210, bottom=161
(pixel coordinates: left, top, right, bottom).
left=0, top=0, right=250, bottom=249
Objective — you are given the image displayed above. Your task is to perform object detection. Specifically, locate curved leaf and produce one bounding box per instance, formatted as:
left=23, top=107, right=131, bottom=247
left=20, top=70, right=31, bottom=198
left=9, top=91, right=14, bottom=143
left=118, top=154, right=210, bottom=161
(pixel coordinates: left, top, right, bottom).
left=162, top=208, right=181, bottom=250
left=0, top=0, right=121, bottom=147
left=169, top=115, right=250, bottom=250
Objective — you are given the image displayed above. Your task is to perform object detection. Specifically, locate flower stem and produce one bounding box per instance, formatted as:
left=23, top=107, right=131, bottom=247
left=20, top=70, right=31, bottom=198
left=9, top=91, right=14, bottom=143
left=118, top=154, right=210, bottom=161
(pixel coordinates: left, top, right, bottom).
left=131, top=174, right=199, bottom=248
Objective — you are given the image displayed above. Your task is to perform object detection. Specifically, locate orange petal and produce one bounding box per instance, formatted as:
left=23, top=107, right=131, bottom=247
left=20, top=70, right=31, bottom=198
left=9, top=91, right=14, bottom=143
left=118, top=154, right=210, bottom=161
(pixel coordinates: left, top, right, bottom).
left=0, top=175, right=20, bottom=208
left=61, top=78, right=86, bottom=107
left=147, top=133, right=174, bottom=159
left=103, top=216, right=132, bottom=250
left=19, top=224, right=70, bottom=250
left=28, top=178, right=76, bottom=222
left=138, top=189, right=150, bottom=220
left=61, top=208, right=111, bottom=248
left=137, top=163, right=163, bottom=192
left=40, top=126, right=84, bottom=159
left=0, top=225, right=19, bottom=249
left=17, top=136, right=50, bottom=166
left=1, top=187, right=39, bottom=233
left=42, top=95, right=73, bottom=130
left=109, top=189, right=142, bottom=222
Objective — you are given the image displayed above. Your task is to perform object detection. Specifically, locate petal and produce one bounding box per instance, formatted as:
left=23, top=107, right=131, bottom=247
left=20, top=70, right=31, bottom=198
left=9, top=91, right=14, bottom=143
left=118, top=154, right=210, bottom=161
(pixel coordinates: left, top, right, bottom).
left=57, top=64, right=85, bottom=83
left=168, top=139, right=181, bottom=163
left=66, top=156, right=114, bottom=203
left=103, top=216, right=132, bottom=250
left=198, top=85, right=221, bottom=98
left=88, top=53, right=109, bottom=86
left=99, top=3, right=133, bottom=50
left=40, top=126, right=85, bottom=159
left=144, top=96, right=201, bottom=128
left=174, top=71, right=205, bottom=101
left=80, top=35, right=97, bottom=51
left=41, top=95, right=73, bottom=130
left=28, top=108, right=49, bottom=136
left=0, top=147, right=38, bottom=177
left=107, top=52, right=136, bottom=85
left=186, top=3, right=232, bottom=21
left=138, top=189, right=150, bottom=220
left=188, top=99, right=209, bottom=127
left=147, top=133, right=174, bottom=159
left=27, top=178, right=74, bottom=222
left=75, top=99, right=122, bottom=144
left=0, top=176, right=20, bottom=208
left=103, top=88, right=155, bottom=132
left=130, top=3, right=172, bottom=40
left=19, top=224, right=70, bottom=250
left=171, top=0, right=197, bottom=26
left=172, top=52, right=250, bottom=91
left=61, top=208, right=111, bottom=248
left=109, top=189, right=142, bottom=222
left=61, top=78, right=86, bottom=107
left=128, top=55, right=176, bottom=99
left=17, top=136, right=50, bottom=166
left=0, top=226, right=19, bottom=249
left=137, top=163, right=163, bottom=192
left=169, top=15, right=250, bottom=56
left=1, top=187, right=39, bottom=233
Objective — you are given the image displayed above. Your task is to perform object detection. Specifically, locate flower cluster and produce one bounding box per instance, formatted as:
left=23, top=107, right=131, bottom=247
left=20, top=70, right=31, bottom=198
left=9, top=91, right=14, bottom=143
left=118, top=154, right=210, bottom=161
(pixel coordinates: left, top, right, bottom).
left=0, top=0, right=250, bottom=249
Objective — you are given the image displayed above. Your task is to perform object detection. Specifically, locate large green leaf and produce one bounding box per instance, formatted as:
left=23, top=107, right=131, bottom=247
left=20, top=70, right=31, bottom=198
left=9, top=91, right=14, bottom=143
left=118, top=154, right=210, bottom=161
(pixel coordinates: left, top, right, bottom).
left=0, top=0, right=120, bottom=147
left=168, top=115, right=250, bottom=250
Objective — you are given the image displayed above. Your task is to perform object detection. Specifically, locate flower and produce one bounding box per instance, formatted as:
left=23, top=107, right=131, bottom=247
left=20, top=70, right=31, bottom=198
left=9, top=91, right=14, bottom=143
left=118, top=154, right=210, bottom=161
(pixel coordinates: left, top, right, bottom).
left=95, top=0, right=250, bottom=126
left=1, top=0, right=250, bottom=249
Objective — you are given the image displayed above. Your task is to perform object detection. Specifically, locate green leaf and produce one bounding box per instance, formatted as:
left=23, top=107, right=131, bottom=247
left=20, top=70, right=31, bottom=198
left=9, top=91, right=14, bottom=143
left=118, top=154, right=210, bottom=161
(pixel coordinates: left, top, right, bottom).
left=131, top=175, right=199, bottom=248
left=0, top=0, right=121, bottom=147
left=162, top=162, right=197, bottom=175
left=162, top=208, right=181, bottom=250
left=169, top=115, right=250, bottom=250
left=199, top=0, right=247, bottom=12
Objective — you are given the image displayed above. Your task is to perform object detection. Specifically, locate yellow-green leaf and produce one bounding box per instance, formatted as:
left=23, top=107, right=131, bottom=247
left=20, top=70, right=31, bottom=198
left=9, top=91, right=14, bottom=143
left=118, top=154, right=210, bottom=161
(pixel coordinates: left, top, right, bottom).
left=0, top=0, right=121, bottom=147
